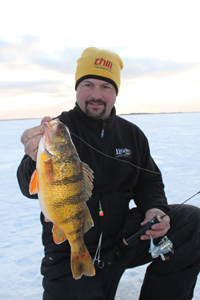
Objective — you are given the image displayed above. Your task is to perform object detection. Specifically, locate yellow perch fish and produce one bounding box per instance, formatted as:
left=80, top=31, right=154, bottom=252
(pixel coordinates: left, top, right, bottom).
left=29, top=119, right=95, bottom=279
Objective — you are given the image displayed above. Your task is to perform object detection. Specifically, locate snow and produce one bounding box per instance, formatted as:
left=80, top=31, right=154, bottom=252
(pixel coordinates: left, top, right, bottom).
left=0, top=113, right=199, bottom=299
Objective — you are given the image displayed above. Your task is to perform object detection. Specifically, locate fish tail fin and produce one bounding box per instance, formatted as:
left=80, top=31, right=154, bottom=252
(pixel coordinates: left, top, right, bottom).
left=71, top=247, right=95, bottom=280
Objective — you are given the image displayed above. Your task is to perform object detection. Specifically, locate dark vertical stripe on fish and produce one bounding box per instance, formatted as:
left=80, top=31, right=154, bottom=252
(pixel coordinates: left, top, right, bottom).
left=52, top=192, right=84, bottom=208
left=53, top=173, right=83, bottom=186
left=67, top=227, right=83, bottom=236
left=61, top=210, right=85, bottom=224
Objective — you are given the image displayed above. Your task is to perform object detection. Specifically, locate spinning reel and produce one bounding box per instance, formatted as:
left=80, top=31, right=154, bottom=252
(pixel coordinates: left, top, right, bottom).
left=149, top=235, right=174, bottom=260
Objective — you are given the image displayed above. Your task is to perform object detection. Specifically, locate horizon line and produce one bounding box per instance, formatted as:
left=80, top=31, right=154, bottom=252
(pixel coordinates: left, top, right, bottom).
left=1, top=111, right=200, bottom=121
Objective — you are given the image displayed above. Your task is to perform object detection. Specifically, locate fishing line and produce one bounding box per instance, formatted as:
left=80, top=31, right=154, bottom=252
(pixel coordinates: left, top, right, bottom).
left=166, top=191, right=200, bottom=238
left=69, top=130, right=200, bottom=257
left=70, top=132, right=200, bottom=238
left=70, top=132, right=161, bottom=175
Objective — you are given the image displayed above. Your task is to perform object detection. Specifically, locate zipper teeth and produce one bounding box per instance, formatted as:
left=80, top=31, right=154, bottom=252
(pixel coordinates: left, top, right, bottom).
left=101, top=121, right=106, bottom=138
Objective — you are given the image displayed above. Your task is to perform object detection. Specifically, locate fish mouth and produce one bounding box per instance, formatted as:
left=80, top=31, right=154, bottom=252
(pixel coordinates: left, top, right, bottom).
left=44, top=148, right=54, bottom=157
left=40, top=138, right=54, bottom=157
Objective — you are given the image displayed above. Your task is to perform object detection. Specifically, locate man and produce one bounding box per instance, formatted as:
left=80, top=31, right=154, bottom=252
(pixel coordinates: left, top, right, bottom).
left=17, top=47, right=200, bottom=300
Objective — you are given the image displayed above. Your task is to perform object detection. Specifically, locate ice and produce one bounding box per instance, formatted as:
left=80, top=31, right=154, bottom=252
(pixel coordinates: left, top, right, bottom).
left=0, top=113, right=199, bottom=299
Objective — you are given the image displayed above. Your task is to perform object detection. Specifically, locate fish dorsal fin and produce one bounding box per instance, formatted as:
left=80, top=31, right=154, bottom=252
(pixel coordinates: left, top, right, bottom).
left=29, top=169, right=39, bottom=194
left=81, top=162, right=94, bottom=201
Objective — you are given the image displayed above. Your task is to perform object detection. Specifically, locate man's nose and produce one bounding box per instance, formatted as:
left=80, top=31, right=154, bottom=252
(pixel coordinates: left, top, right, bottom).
left=90, top=86, right=102, bottom=99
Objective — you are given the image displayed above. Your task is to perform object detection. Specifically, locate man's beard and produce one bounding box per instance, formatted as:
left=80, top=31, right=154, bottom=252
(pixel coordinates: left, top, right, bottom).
left=85, top=99, right=106, bottom=119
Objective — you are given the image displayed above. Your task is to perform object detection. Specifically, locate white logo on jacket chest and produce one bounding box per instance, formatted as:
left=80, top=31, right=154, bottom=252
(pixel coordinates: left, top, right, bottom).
left=115, top=148, right=131, bottom=158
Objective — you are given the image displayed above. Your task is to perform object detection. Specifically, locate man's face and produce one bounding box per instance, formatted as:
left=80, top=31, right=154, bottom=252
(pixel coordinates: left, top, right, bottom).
left=76, top=78, right=117, bottom=119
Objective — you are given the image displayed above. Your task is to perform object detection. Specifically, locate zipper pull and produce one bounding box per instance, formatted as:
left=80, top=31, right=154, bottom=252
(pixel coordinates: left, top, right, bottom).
left=101, top=121, right=106, bottom=138
left=99, top=200, right=104, bottom=216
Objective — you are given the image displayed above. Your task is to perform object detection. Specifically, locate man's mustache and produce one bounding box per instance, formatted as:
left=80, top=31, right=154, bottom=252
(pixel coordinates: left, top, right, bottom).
left=85, top=99, right=106, bottom=107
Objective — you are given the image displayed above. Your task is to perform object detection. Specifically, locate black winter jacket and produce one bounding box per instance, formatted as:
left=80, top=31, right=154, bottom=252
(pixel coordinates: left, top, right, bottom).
left=17, top=103, right=171, bottom=275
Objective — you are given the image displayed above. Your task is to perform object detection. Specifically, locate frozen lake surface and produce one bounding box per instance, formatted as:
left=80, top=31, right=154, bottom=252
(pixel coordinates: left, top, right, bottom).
left=0, top=112, right=199, bottom=299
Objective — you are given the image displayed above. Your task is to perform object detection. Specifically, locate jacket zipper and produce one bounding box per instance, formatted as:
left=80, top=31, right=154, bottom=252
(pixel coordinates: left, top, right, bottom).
left=100, top=120, right=107, bottom=175
left=101, top=120, right=106, bottom=138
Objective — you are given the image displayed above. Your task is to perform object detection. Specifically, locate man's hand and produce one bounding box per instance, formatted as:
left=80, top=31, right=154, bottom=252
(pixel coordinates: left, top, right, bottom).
left=21, top=116, right=52, bottom=161
left=140, top=208, right=170, bottom=240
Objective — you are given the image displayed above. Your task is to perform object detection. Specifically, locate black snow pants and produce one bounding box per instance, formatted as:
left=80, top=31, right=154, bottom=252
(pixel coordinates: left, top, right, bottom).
left=42, top=205, right=200, bottom=300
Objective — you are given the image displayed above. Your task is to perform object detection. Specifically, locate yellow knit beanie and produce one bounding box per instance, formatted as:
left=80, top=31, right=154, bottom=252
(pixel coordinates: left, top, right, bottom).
left=75, top=47, right=123, bottom=95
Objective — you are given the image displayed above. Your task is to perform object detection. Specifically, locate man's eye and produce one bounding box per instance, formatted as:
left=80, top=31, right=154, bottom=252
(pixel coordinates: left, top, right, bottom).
left=103, top=85, right=111, bottom=90
left=83, top=84, right=92, bottom=88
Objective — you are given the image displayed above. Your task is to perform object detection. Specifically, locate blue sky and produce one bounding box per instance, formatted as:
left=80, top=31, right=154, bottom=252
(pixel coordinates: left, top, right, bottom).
left=0, top=0, right=200, bottom=119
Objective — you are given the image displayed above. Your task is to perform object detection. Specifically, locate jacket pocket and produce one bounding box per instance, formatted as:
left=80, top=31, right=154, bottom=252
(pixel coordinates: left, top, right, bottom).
left=100, top=245, right=121, bottom=267
left=41, top=253, right=71, bottom=280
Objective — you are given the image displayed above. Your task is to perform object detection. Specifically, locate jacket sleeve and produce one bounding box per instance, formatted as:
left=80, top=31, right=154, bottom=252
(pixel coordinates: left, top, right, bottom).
left=133, top=132, right=173, bottom=218
left=17, top=154, right=38, bottom=199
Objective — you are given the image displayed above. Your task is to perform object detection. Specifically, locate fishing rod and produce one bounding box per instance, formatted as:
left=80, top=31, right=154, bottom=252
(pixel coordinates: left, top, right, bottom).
left=123, top=190, right=200, bottom=246
left=123, top=190, right=200, bottom=260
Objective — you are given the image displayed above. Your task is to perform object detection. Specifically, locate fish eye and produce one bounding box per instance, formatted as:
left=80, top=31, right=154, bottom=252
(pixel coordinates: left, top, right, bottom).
left=60, top=129, right=65, bottom=136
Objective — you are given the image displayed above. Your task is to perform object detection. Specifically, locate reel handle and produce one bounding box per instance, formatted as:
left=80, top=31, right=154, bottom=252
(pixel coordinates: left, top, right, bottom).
left=123, top=215, right=163, bottom=245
